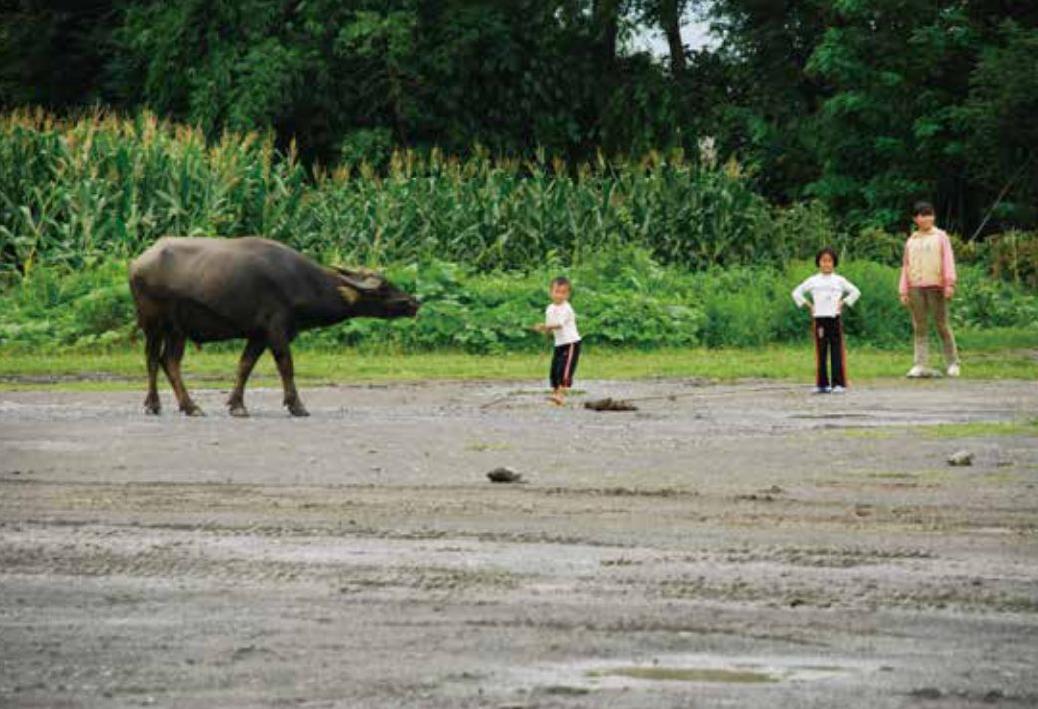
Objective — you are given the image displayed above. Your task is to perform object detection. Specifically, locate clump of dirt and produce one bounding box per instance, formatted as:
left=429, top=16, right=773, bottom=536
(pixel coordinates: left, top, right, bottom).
left=487, top=467, right=524, bottom=483
left=584, top=397, right=638, bottom=411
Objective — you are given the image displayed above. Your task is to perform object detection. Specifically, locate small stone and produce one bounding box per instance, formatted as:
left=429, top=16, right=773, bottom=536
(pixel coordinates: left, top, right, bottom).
left=910, top=687, right=943, bottom=699
left=487, top=467, right=523, bottom=483
left=947, top=450, right=974, bottom=466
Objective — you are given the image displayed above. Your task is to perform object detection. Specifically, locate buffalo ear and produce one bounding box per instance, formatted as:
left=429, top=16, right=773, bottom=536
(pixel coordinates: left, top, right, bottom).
left=340, top=273, right=383, bottom=291
left=334, top=265, right=383, bottom=291
left=338, top=285, right=361, bottom=304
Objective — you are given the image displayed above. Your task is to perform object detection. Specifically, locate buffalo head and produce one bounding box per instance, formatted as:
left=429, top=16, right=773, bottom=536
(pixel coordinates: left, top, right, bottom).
left=334, top=267, right=420, bottom=318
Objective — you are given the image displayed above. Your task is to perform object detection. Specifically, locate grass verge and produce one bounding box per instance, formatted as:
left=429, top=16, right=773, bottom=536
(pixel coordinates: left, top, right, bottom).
left=0, top=329, right=1034, bottom=391
left=843, top=419, right=1038, bottom=440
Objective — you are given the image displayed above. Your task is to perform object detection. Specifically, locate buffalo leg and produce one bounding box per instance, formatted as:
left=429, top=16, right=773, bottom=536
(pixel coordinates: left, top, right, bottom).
left=227, top=338, right=266, bottom=417
left=271, top=343, right=308, bottom=417
left=161, top=333, right=204, bottom=416
left=143, top=330, right=163, bottom=414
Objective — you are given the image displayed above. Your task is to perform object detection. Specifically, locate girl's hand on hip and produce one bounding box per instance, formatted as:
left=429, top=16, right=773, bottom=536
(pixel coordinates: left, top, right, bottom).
left=899, top=293, right=910, bottom=306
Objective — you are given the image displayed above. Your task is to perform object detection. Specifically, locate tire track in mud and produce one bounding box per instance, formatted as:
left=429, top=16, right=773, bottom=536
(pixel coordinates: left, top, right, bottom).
left=4, top=479, right=1037, bottom=539
left=3, top=519, right=1035, bottom=617
left=0, top=522, right=532, bottom=596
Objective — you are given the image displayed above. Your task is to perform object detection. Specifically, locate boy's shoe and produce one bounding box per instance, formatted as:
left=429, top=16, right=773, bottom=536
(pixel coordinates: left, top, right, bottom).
left=831, top=385, right=846, bottom=394
left=947, top=363, right=961, bottom=378
left=812, top=386, right=831, bottom=394
left=906, top=365, right=927, bottom=378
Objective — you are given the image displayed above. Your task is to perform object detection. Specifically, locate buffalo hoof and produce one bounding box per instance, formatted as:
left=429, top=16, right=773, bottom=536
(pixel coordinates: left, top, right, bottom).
left=143, top=400, right=161, bottom=415
left=287, top=403, right=310, bottom=418
left=182, top=404, right=206, bottom=417
left=229, top=405, right=249, bottom=418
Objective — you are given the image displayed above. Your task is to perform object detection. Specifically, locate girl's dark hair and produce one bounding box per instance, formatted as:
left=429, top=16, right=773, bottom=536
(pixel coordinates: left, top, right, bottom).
left=551, top=276, right=571, bottom=288
left=815, top=246, right=838, bottom=268
left=913, top=201, right=935, bottom=216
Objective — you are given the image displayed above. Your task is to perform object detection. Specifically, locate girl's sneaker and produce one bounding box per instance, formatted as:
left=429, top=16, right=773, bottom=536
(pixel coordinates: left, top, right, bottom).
left=906, top=365, right=927, bottom=378
left=831, top=385, right=846, bottom=394
left=812, top=386, right=831, bottom=394
left=947, top=363, right=961, bottom=377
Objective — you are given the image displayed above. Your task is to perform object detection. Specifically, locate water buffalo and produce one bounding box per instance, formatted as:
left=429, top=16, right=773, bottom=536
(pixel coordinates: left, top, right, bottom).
left=129, top=236, right=420, bottom=417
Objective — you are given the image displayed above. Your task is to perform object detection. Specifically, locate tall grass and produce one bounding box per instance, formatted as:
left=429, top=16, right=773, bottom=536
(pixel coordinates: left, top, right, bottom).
left=0, top=109, right=804, bottom=273
left=0, top=109, right=305, bottom=275
left=6, top=109, right=1036, bottom=279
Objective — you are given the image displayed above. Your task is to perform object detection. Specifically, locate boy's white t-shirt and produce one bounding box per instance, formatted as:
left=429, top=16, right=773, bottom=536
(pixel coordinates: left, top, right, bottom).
left=545, top=302, right=581, bottom=346
left=791, top=273, right=861, bottom=318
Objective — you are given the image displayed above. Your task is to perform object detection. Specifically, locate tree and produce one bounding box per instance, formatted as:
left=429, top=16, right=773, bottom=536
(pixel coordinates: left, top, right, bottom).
left=958, top=20, right=1038, bottom=231
left=0, top=0, right=117, bottom=108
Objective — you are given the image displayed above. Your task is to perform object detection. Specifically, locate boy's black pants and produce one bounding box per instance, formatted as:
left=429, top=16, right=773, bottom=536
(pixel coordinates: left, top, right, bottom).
left=812, top=316, right=847, bottom=388
left=550, top=340, right=581, bottom=389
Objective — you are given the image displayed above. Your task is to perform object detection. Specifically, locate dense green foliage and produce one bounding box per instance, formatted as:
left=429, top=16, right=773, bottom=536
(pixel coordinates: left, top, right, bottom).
left=3, top=246, right=1035, bottom=354
left=1, top=110, right=1034, bottom=356
left=2, top=1, right=1035, bottom=236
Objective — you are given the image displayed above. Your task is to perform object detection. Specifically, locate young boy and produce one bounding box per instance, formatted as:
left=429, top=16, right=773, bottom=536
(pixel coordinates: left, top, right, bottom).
left=533, top=276, right=581, bottom=406
left=899, top=201, right=960, bottom=378
left=792, top=247, right=861, bottom=393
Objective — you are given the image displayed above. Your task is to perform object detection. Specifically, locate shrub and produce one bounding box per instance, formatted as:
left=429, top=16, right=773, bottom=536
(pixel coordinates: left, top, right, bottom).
left=981, top=231, right=1038, bottom=290
left=1, top=248, right=1034, bottom=354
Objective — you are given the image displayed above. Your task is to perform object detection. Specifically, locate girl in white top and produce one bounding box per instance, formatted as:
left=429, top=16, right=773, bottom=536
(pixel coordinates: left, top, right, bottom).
left=792, top=247, right=861, bottom=393
left=533, top=276, right=581, bottom=406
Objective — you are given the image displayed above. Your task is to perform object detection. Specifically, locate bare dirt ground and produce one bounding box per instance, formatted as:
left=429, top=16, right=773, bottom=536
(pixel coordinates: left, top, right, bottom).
left=1, top=378, right=1037, bottom=708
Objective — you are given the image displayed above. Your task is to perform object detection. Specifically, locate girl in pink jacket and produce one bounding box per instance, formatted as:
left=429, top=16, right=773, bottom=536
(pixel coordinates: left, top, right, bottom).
left=899, top=201, right=959, bottom=378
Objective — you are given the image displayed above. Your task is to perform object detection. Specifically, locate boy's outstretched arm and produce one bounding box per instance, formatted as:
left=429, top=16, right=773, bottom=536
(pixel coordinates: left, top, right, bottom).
left=535, top=313, right=564, bottom=332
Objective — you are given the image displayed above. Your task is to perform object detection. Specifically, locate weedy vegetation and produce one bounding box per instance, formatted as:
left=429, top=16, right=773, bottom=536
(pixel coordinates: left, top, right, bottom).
left=1, top=111, right=1035, bottom=380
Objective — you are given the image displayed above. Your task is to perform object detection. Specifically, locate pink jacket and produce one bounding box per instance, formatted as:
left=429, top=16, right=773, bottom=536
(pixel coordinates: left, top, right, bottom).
left=898, top=229, right=957, bottom=296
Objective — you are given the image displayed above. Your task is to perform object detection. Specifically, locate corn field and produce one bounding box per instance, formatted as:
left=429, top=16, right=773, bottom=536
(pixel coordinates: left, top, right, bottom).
left=0, top=109, right=797, bottom=275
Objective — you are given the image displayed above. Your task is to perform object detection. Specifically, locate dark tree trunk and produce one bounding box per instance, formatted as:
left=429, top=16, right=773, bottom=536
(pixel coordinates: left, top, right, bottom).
left=594, top=0, right=620, bottom=68
left=660, top=0, right=685, bottom=78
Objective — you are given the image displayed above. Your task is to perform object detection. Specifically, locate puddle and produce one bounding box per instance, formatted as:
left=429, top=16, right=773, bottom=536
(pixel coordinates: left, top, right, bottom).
left=504, top=653, right=872, bottom=695
left=590, top=667, right=778, bottom=683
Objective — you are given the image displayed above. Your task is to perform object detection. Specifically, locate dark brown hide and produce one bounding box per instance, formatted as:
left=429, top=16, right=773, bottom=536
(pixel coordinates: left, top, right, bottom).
left=129, top=236, right=419, bottom=417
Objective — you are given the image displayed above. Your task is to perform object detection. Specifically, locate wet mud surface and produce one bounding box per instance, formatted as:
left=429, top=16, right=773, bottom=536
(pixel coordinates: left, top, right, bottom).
left=1, top=378, right=1037, bottom=707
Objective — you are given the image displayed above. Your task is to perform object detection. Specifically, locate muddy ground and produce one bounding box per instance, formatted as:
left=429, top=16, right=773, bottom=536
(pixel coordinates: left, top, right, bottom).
left=1, top=378, right=1036, bottom=708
